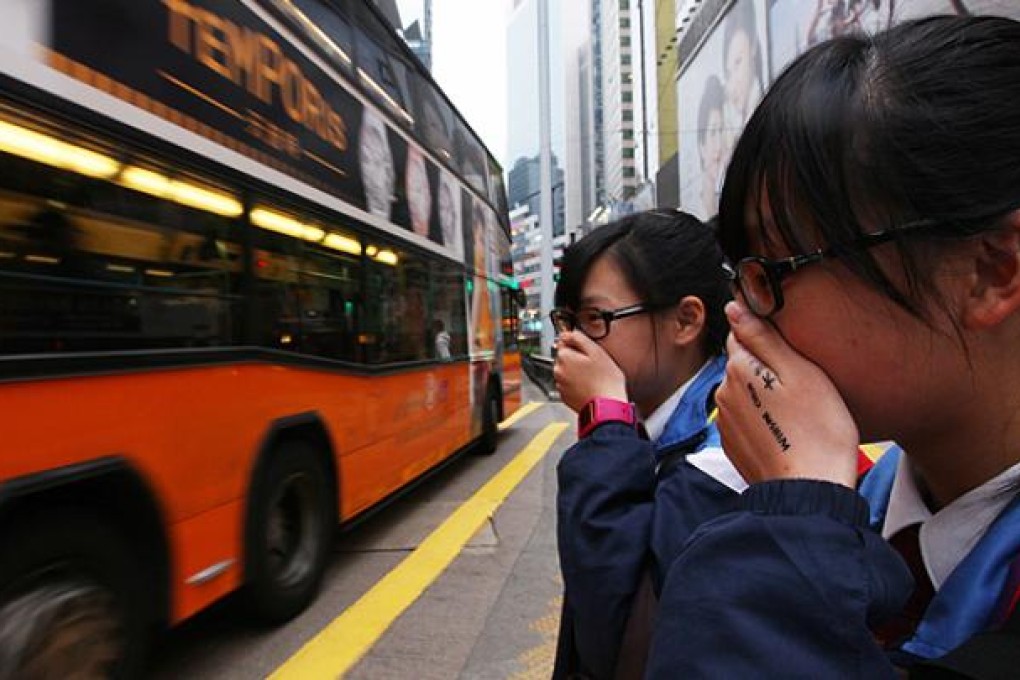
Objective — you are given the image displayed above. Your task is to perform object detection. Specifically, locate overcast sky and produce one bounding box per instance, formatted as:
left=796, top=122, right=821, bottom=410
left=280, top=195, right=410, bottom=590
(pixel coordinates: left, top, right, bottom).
left=397, top=0, right=509, bottom=165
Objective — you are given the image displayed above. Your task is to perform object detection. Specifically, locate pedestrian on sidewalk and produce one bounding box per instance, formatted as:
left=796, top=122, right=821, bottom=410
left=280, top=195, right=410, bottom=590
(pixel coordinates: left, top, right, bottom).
left=650, top=14, right=1020, bottom=678
left=550, top=209, right=739, bottom=679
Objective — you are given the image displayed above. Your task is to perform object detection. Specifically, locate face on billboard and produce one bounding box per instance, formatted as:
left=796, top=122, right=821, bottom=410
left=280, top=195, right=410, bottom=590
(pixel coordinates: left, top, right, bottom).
left=359, top=108, right=395, bottom=219
left=678, top=0, right=767, bottom=220
left=697, top=75, right=726, bottom=216
left=472, top=198, right=488, bottom=273
left=725, top=29, right=755, bottom=119
left=438, top=169, right=463, bottom=261
left=405, top=145, right=432, bottom=237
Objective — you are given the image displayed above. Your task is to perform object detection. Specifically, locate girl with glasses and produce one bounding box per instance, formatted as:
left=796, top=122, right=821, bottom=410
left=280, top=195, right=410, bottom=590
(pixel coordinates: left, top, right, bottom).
left=648, top=15, right=1020, bottom=677
left=551, top=210, right=737, bottom=678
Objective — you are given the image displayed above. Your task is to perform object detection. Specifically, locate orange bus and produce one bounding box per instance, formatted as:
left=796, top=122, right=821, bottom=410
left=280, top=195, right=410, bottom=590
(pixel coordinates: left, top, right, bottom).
left=0, top=0, right=521, bottom=675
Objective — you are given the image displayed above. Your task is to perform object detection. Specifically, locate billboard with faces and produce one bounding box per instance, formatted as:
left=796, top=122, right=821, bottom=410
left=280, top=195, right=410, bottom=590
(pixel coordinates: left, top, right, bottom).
left=678, top=0, right=1020, bottom=223
left=677, top=0, right=768, bottom=221
left=357, top=103, right=469, bottom=260
left=768, top=0, right=1020, bottom=78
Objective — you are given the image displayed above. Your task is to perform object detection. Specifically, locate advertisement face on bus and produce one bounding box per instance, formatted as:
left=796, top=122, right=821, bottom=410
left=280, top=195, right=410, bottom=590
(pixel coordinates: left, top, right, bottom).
left=359, top=107, right=397, bottom=220
left=405, top=145, right=429, bottom=235
left=438, top=168, right=464, bottom=261
left=463, top=194, right=501, bottom=434
left=678, top=0, right=767, bottom=220
left=467, top=197, right=495, bottom=354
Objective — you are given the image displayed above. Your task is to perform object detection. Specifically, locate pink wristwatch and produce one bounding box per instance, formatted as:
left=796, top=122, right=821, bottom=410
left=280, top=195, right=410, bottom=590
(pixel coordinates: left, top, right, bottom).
left=577, top=397, right=638, bottom=438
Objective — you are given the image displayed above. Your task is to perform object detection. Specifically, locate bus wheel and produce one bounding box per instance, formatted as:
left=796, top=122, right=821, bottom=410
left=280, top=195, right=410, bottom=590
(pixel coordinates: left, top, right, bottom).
left=478, top=387, right=500, bottom=455
left=0, top=511, right=149, bottom=680
left=244, top=440, right=332, bottom=624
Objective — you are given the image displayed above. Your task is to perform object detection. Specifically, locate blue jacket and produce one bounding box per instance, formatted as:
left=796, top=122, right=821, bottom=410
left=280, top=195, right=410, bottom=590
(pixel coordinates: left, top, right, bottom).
left=645, top=447, right=1020, bottom=678
left=858, top=447, right=1020, bottom=663
left=555, top=355, right=740, bottom=679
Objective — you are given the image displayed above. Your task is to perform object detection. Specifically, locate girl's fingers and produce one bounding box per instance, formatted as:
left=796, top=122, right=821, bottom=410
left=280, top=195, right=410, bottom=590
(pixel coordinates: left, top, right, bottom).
left=725, top=301, right=795, bottom=378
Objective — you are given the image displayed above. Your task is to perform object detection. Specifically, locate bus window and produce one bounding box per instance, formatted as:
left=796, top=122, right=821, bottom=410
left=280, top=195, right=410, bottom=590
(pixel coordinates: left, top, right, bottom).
left=354, top=24, right=413, bottom=124
left=297, top=244, right=361, bottom=362
left=411, top=74, right=455, bottom=163
left=0, top=153, right=242, bottom=354
left=453, top=120, right=489, bottom=197
left=289, top=0, right=356, bottom=70
left=432, top=259, right=467, bottom=359
left=489, top=158, right=509, bottom=219
left=249, top=216, right=304, bottom=353
left=361, top=245, right=429, bottom=364
left=501, top=285, right=521, bottom=352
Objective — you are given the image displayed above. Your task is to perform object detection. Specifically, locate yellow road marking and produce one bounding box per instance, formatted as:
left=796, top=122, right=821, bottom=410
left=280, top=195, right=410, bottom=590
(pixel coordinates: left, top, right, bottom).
left=498, top=401, right=545, bottom=431
left=271, top=420, right=571, bottom=680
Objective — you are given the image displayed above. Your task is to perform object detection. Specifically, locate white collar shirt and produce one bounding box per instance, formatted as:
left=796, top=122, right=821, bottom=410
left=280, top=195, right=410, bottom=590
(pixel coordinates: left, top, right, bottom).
left=882, top=452, right=1020, bottom=589
left=642, top=359, right=713, bottom=443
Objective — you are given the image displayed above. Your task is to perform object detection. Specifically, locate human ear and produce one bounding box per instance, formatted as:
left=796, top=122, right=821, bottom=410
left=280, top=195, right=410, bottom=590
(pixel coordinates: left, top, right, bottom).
left=963, top=211, right=1020, bottom=330
left=671, top=296, right=706, bottom=346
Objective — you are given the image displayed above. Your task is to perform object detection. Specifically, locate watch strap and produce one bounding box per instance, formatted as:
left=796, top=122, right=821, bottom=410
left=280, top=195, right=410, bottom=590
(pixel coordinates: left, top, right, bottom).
left=578, top=397, right=637, bottom=438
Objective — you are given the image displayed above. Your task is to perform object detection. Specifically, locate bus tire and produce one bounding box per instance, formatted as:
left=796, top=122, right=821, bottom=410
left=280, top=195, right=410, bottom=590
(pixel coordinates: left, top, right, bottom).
left=478, top=386, right=500, bottom=455
left=0, top=510, right=150, bottom=680
left=243, top=440, right=332, bottom=625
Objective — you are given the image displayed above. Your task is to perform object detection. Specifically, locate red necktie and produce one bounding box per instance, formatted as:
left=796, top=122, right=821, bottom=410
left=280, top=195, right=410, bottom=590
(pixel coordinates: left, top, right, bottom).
left=873, top=523, right=936, bottom=648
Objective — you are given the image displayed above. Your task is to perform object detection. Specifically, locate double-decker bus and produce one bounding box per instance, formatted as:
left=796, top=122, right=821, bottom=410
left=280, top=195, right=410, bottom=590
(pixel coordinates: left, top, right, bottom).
left=0, top=0, right=522, bottom=675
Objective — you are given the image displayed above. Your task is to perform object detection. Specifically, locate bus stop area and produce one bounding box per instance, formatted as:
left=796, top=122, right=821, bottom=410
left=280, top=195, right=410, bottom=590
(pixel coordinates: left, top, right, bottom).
left=151, top=377, right=575, bottom=679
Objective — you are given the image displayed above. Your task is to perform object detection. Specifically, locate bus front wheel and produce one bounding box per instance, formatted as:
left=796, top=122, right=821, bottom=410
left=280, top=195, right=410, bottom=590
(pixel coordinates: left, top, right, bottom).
left=244, top=440, right=332, bottom=625
left=0, top=510, right=150, bottom=680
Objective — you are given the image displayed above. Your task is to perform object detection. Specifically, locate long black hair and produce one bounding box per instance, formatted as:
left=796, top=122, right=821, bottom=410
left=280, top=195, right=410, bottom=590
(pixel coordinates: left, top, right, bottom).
left=718, top=15, right=1020, bottom=323
left=555, top=210, right=730, bottom=355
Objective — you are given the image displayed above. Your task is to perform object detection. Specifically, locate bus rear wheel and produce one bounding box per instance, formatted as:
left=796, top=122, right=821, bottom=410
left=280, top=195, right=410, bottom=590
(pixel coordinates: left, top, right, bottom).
left=244, top=440, right=332, bottom=625
left=0, top=511, right=149, bottom=680
left=478, top=386, right=500, bottom=455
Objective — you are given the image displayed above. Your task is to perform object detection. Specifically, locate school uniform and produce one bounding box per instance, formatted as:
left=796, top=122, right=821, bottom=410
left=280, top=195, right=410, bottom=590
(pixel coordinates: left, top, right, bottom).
left=645, top=446, right=1020, bottom=678
left=554, top=355, right=745, bottom=679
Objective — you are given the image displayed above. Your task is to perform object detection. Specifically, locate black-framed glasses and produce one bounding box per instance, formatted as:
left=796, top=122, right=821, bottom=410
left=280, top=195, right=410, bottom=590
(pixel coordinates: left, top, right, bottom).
left=550, top=303, right=651, bottom=340
left=723, top=220, right=938, bottom=318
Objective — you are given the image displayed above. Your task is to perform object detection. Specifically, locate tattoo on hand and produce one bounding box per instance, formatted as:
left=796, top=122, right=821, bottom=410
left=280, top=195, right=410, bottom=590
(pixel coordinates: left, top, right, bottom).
left=750, top=358, right=776, bottom=390
left=747, top=382, right=762, bottom=408
left=747, top=382, right=791, bottom=452
left=762, top=411, right=791, bottom=452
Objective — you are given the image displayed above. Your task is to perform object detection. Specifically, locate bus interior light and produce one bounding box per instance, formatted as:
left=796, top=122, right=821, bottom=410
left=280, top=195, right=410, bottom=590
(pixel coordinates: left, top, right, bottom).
left=302, top=225, right=326, bottom=241
left=119, top=166, right=170, bottom=195
left=119, top=166, right=243, bottom=217
left=252, top=207, right=306, bottom=239
left=322, top=233, right=362, bottom=256
left=0, top=119, right=120, bottom=179
left=168, top=180, right=243, bottom=217
left=24, top=254, right=60, bottom=265
left=251, top=207, right=335, bottom=244
left=374, top=249, right=398, bottom=266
